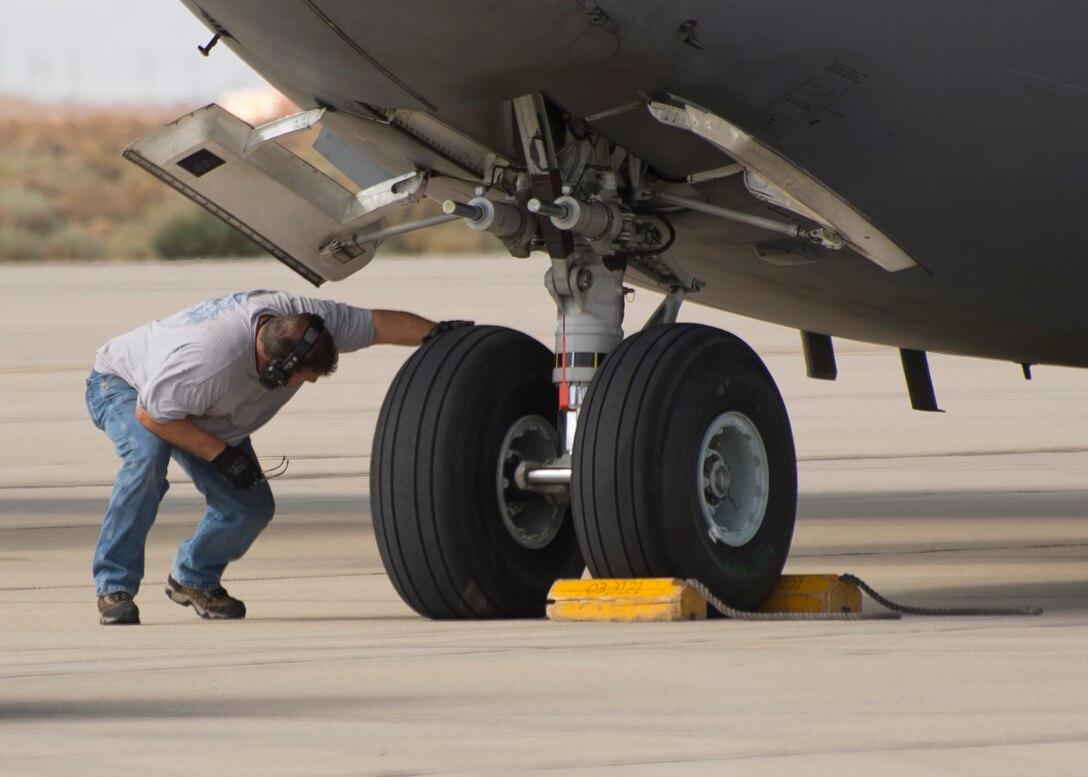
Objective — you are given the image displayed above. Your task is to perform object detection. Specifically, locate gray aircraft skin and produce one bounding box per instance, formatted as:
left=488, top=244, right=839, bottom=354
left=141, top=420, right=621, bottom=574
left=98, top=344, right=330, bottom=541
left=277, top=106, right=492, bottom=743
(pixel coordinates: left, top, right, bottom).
left=138, top=0, right=1088, bottom=616
left=175, top=0, right=1088, bottom=367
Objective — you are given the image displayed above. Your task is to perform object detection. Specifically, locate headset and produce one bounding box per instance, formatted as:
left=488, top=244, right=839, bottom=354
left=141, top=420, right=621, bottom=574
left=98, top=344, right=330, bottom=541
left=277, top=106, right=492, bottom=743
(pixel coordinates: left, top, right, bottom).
left=259, top=314, right=326, bottom=389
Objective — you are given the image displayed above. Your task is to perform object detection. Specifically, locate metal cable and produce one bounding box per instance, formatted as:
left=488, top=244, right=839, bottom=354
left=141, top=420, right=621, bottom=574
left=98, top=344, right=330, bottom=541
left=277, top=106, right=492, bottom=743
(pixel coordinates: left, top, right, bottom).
left=687, top=576, right=1044, bottom=622
left=686, top=579, right=900, bottom=621
left=838, top=574, right=1044, bottom=617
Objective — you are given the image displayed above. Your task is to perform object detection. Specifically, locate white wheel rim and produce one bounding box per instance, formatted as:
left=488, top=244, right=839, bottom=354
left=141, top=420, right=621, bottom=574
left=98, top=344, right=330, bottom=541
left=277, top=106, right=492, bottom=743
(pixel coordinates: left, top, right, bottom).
left=696, top=411, right=769, bottom=547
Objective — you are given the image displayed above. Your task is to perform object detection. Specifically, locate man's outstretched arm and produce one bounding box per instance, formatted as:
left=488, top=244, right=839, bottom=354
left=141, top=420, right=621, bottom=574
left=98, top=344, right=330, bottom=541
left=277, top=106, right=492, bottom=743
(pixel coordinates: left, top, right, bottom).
left=371, top=310, right=436, bottom=346
left=371, top=310, right=477, bottom=346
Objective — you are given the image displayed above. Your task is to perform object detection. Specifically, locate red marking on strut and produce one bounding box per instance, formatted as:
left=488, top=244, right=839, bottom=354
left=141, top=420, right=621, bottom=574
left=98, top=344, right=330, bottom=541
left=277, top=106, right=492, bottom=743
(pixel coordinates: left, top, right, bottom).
left=559, top=315, right=570, bottom=410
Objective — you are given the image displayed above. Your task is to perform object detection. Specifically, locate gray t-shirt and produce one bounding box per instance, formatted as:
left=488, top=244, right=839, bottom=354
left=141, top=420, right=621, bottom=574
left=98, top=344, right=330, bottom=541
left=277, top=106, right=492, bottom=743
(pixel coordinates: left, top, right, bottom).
left=94, top=290, right=375, bottom=445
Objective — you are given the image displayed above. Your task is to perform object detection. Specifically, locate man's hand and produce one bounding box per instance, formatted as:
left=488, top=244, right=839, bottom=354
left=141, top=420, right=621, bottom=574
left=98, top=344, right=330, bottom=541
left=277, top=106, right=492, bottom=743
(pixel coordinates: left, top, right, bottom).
left=213, top=446, right=265, bottom=490
left=423, top=320, right=475, bottom=343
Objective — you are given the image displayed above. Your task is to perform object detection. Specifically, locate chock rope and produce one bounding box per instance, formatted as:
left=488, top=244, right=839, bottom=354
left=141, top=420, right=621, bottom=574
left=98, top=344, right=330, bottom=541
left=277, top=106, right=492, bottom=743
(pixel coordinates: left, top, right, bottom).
left=838, top=574, right=1044, bottom=618
left=686, top=576, right=1044, bottom=622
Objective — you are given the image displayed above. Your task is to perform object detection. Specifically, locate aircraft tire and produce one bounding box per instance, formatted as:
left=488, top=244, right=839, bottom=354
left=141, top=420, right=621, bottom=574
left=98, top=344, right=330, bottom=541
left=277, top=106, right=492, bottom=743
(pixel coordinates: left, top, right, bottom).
left=571, top=324, right=797, bottom=611
left=371, top=326, right=584, bottom=619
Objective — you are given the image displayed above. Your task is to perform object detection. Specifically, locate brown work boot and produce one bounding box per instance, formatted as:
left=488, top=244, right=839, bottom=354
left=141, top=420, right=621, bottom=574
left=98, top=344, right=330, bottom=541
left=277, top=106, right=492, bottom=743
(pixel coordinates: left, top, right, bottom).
left=165, top=575, right=246, bottom=620
left=98, top=591, right=140, bottom=625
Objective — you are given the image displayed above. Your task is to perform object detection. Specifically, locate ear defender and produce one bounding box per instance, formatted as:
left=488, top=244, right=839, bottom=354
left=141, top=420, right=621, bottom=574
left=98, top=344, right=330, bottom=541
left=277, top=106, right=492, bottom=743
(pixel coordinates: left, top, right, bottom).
left=259, top=314, right=325, bottom=388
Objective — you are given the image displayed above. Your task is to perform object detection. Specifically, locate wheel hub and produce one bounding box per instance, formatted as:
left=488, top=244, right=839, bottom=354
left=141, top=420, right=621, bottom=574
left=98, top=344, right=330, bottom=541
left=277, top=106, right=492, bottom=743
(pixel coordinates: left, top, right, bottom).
left=702, top=450, right=732, bottom=504
left=697, top=411, right=769, bottom=547
left=497, top=415, right=566, bottom=549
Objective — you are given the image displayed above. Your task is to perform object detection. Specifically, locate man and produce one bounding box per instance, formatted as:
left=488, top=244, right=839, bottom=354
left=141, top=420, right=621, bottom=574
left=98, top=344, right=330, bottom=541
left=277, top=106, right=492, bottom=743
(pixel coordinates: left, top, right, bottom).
left=85, top=289, right=469, bottom=625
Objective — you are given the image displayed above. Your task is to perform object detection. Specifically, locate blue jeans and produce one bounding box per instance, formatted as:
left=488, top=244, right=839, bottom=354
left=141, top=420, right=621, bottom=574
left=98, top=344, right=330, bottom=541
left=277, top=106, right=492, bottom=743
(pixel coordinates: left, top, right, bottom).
left=85, top=370, right=275, bottom=597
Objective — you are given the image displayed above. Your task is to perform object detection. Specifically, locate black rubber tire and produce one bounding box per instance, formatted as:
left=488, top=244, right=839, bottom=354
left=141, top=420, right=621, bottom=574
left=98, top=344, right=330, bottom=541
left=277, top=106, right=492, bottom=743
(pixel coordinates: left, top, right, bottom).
left=370, top=326, right=584, bottom=619
left=571, top=324, right=797, bottom=611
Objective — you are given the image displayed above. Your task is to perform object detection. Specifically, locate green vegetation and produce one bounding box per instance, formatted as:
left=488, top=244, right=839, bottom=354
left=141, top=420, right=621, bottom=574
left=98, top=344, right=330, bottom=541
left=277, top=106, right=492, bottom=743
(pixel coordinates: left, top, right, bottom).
left=152, top=209, right=264, bottom=259
left=0, top=107, right=186, bottom=260
left=0, top=187, right=107, bottom=259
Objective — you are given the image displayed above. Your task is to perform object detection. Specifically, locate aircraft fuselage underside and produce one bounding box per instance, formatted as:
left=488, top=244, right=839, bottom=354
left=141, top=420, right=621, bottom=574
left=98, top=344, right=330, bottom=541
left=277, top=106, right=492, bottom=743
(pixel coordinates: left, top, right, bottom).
left=179, top=0, right=1088, bottom=368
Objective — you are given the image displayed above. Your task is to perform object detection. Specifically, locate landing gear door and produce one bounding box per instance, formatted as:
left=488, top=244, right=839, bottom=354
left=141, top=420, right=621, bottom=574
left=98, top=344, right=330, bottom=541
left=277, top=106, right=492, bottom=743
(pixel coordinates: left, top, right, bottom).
left=124, top=104, right=417, bottom=286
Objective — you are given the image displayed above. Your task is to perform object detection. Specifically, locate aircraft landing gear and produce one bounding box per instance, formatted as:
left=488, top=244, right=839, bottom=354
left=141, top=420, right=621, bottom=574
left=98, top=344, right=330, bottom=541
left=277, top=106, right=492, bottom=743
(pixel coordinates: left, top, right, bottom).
left=371, top=93, right=797, bottom=618
left=371, top=280, right=797, bottom=618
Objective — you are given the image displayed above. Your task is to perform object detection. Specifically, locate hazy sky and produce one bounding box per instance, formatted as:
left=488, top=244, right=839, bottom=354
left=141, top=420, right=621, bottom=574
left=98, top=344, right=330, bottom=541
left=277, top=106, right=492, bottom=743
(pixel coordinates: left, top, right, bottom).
left=1, top=1, right=268, bottom=104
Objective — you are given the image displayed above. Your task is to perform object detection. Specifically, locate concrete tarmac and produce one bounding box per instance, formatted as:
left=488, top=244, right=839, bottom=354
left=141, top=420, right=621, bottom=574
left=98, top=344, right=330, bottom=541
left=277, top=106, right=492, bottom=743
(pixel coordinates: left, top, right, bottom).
left=3, top=257, right=1088, bottom=776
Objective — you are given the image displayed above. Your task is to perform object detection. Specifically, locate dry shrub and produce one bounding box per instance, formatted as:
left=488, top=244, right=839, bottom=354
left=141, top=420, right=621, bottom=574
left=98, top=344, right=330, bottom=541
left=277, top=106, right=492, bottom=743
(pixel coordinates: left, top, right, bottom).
left=0, top=227, right=45, bottom=260
left=152, top=208, right=264, bottom=259
left=0, top=188, right=57, bottom=233
left=43, top=224, right=106, bottom=259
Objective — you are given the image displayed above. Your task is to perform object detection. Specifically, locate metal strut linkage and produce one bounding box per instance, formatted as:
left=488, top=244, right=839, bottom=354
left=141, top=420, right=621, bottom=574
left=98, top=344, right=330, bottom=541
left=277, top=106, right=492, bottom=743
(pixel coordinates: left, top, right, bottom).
left=654, top=191, right=845, bottom=250
left=438, top=95, right=714, bottom=496
left=443, top=94, right=674, bottom=494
